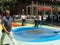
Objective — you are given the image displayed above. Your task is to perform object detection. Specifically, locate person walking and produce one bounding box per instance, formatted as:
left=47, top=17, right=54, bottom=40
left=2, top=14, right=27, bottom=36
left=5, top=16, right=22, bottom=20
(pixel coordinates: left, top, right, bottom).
left=0, top=9, right=17, bottom=45
left=21, top=13, right=26, bottom=26
left=34, top=15, right=39, bottom=27
left=38, top=15, right=42, bottom=26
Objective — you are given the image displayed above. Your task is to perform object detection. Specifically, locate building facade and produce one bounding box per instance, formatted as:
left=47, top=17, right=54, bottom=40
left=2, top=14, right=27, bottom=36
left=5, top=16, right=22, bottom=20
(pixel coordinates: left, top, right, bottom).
left=16, top=0, right=60, bottom=15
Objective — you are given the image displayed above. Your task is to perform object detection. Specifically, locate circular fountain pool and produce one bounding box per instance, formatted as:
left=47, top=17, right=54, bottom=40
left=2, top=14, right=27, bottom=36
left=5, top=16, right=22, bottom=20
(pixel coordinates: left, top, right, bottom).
left=12, top=26, right=60, bottom=42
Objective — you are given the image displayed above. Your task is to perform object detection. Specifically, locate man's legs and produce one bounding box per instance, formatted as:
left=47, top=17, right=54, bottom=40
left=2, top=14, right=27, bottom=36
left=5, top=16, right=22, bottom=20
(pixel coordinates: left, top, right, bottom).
left=0, top=32, right=6, bottom=45
left=39, top=20, right=42, bottom=27
left=8, top=32, right=17, bottom=45
left=22, top=19, right=24, bottom=26
left=22, top=19, right=26, bottom=26
left=34, top=20, right=38, bottom=27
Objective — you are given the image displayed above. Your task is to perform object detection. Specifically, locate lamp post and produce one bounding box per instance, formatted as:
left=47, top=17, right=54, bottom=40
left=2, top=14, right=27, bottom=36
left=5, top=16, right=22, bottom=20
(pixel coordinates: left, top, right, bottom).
left=56, top=0, right=58, bottom=15
left=51, top=0, right=54, bottom=23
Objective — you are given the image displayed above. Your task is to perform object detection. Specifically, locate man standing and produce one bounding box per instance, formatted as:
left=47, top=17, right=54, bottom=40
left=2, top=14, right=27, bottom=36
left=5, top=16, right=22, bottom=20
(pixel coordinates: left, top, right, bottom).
left=38, top=15, right=42, bottom=26
left=21, top=13, right=26, bottom=26
left=0, top=10, right=17, bottom=45
left=34, top=15, right=39, bottom=27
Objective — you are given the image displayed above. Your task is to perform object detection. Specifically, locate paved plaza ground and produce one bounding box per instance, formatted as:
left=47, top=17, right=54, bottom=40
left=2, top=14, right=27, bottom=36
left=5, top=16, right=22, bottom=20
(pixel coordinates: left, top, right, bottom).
left=0, top=21, right=60, bottom=45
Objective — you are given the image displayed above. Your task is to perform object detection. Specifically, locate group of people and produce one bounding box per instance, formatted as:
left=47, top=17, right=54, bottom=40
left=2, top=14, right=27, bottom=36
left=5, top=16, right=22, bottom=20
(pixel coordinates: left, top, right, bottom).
left=21, top=14, right=42, bottom=27
left=34, top=15, right=42, bottom=27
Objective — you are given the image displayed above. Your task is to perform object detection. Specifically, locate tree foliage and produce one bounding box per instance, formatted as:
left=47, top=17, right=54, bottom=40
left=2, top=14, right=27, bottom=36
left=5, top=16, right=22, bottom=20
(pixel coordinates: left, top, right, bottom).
left=0, top=0, right=16, bottom=12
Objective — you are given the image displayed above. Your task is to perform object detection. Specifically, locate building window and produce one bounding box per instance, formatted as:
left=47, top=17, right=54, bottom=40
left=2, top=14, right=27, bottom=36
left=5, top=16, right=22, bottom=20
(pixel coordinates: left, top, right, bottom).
left=28, top=7, right=30, bottom=15
left=33, top=7, right=36, bottom=15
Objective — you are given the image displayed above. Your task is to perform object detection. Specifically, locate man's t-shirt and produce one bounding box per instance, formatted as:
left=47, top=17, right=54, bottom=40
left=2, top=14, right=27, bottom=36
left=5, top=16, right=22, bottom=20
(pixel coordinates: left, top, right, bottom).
left=1, top=16, right=12, bottom=32
left=21, top=15, right=26, bottom=19
left=39, top=15, right=42, bottom=20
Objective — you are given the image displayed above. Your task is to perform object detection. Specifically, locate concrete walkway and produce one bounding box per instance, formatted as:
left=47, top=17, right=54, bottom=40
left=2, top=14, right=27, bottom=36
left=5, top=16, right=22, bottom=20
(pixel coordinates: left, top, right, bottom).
left=0, top=23, right=60, bottom=45
left=0, top=30, right=60, bottom=45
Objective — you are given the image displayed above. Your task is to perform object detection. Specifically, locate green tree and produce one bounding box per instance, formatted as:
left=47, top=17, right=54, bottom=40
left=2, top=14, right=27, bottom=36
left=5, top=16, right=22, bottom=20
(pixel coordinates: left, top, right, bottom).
left=0, top=0, right=17, bottom=12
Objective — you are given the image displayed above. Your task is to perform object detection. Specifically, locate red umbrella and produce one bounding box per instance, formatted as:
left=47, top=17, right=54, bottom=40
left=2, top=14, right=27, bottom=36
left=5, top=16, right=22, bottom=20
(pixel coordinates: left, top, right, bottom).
left=38, top=6, right=44, bottom=11
left=44, top=7, right=51, bottom=11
